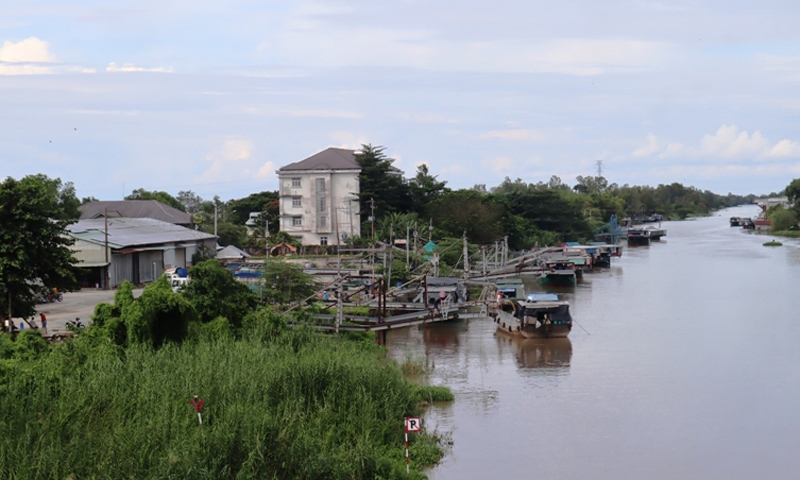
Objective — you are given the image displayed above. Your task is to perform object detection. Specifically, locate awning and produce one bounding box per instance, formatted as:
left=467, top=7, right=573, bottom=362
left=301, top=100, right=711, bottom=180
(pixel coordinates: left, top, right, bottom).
left=76, top=261, right=110, bottom=268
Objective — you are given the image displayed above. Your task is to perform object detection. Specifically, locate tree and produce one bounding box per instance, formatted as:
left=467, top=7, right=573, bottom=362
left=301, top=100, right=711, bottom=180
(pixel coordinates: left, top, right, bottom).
left=260, top=260, right=319, bottom=305
left=0, top=175, right=79, bottom=319
left=176, top=190, right=204, bottom=216
left=183, top=259, right=257, bottom=327
left=125, top=188, right=185, bottom=211
left=784, top=178, right=800, bottom=205
left=228, top=191, right=279, bottom=225
left=355, top=144, right=413, bottom=224
left=408, top=164, right=448, bottom=214
left=426, top=190, right=506, bottom=244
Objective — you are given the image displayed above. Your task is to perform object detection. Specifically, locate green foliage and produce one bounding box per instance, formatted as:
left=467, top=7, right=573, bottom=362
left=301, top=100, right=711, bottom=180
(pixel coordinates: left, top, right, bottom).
left=784, top=178, right=800, bottom=205
left=201, top=221, right=246, bottom=248
left=259, top=260, right=319, bottom=305
left=409, top=164, right=449, bottom=214
left=427, top=190, right=506, bottom=243
left=125, top=188, right=185, bottom=211
left=227, top=191, right=279, bottom=226
left=0, top=174, right=80, bottom=319
left=184, top=259, right=257, bottom=326
left=136, top=276, right=196, bottom=347
left=768, top=205, right=798, bottom=231
left=414, top=384, right=455, bottom=403
left=0, top=324, right=447, bottom=479
left=188, top=316, right=233, bottom=342
left=356, top=144, right=413, bottom=220
left=11, top=330, right=49, bottom=360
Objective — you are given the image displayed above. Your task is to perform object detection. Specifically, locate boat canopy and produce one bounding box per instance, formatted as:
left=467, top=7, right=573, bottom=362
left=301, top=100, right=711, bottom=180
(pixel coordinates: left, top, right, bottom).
left=526, top=293, right=559, bottom=302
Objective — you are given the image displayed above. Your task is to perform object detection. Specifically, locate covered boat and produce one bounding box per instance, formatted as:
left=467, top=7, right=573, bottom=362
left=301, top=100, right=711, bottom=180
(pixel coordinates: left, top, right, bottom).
left=494, top=293, right=572, bottom=338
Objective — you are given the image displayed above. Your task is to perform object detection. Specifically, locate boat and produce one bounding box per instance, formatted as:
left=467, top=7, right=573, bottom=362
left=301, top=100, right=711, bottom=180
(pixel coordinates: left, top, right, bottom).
left=626, top=227, right=651, bottom=245
left=494, top=293, right=572, bottom=338
left=539, top=257, right=577, bottom=285
left=730, top=216, right=743, bottom=227
left=643, top=225, right=667, bottom=241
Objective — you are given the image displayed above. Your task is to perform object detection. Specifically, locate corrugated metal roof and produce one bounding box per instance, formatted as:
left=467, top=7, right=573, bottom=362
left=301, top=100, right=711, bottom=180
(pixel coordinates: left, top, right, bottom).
left=79, top=200, right=192, bottom=225
left=68, top=218, right=216, bottom=249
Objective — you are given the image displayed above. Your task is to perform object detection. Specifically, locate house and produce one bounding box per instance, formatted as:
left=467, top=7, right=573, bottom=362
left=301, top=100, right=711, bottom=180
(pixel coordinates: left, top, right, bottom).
left=275, top=147, right=363, bottom=246
left=79, top=200, right=193, bottom=227
left=68, top=217, right=216, bottom=288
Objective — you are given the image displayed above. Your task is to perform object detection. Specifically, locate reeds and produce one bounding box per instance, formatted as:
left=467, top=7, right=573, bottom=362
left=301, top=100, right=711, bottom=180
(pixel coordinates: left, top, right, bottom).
left=0, top=323, right=448, bottom=479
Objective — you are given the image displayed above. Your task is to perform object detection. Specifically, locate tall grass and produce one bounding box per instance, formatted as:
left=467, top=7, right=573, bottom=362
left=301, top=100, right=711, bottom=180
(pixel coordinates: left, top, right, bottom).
left=0, top=324, right=447, bottom=479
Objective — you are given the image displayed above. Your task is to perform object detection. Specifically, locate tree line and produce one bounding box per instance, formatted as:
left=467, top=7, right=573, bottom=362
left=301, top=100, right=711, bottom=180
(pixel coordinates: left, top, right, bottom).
left=119, top=144, right=757, bottom=251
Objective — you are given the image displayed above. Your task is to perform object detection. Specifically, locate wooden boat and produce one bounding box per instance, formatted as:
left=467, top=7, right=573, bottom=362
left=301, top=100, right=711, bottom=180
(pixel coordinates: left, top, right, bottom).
left=494, top=293, right=572, bottom=338
left=626, top=227, right=651, bottom=245
left=539, top=257, right=577, bottom=285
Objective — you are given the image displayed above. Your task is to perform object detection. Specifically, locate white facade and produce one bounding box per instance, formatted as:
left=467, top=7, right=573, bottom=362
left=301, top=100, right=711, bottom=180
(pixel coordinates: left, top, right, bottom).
left=277, top=169, right=361, bottom=245
left=276, top=148, right=364, bottom=246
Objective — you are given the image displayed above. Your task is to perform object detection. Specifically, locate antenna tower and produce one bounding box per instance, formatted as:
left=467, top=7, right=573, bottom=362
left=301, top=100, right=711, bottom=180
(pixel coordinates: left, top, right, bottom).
left=595, top=160, right=604, bottom=177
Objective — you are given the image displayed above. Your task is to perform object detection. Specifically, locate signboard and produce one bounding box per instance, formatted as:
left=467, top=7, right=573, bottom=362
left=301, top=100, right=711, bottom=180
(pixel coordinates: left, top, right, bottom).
left=405, top=416, right=421, bottom=433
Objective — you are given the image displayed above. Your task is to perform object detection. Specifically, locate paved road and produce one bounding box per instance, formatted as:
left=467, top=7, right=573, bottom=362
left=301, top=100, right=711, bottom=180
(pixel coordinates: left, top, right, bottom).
left=30, top=289, right=142, bottom=336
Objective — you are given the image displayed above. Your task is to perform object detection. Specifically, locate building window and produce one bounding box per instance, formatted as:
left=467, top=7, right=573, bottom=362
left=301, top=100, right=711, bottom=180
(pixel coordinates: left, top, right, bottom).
left=292, top=197, right=302, bottom=207
left=319, top=216, right=327, bottom=227
left=320, top=236, right=328, bottom=246
left=292, top=216, right=302, bottom=226
left=316, top=178, right=326, bottom=192
left=318, top=197, right=326, bottom=210
left=291, top=178, right=301, bottom=188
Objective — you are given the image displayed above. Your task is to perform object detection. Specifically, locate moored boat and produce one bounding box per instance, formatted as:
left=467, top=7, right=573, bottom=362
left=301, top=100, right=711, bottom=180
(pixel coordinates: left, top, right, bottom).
left=494, top=293, right=572, bottom=338
left=626, top=227, right=651, bottom=245
left=539, top=257, right=577, bottom=285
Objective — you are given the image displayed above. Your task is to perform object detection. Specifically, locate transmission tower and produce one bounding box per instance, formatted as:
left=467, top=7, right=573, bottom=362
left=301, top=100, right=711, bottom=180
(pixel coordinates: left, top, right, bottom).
left=595, top=160, right=604, bottom=177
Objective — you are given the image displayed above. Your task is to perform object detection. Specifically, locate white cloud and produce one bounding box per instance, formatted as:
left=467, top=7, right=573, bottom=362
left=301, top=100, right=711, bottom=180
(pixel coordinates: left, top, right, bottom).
left=632, top=133, right=659, bottom=157
left=0, top=37, right=56, bottom=75
left=700, top=125, right=770, bottom=158
left=106, top=62, right=173, bottom=73
left=480, top=129, right=546, bottom=141
left=633, top=125, right=800, bottom=161
left=767, top=139, right=800, bottom=158
left=198, top=137, right=272, bottom=183
left=482, top=156, right=512, bottom=172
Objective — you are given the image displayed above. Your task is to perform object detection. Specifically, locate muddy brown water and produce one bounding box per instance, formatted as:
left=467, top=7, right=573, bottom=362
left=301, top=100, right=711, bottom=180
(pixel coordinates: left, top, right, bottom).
left=387, top=205, right=800, bottom=479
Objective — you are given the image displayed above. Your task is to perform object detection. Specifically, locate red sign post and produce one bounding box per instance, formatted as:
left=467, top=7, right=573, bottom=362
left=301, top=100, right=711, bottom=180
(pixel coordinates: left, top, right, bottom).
left=404, top=417, right=421, bottom=474
left=190, top=395, right=205, bottom=427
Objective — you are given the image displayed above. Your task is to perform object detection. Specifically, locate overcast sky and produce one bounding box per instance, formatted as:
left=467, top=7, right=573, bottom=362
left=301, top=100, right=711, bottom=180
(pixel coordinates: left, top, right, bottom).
left=2, top=0, right=799, bottom=201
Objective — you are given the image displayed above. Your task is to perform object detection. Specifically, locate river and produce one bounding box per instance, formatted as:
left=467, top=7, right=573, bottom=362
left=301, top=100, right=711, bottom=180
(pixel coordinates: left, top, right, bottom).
left=386, top=205, right=800, bottom=479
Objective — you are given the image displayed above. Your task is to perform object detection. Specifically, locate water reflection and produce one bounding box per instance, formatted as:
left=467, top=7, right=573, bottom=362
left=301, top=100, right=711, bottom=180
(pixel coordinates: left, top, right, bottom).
left=421, top=320, right=467, bottom=349
left=495, top=333, right=572, bottom=370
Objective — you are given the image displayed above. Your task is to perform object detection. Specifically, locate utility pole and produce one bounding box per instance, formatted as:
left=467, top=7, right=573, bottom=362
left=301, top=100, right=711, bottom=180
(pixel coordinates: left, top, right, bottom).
left=214, top=203, right=218, bottom=237
left=265, top=219, right=270, bottom=259
left=462, top=233, right=469, bottom=277
left=369, top=197, right=375, bottom=242
left=104, top=207, right=110, bottom=290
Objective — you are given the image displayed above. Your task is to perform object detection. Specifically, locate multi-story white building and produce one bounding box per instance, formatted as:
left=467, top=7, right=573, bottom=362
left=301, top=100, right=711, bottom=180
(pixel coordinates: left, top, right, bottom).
left=276, top=147, right=363, bottom=245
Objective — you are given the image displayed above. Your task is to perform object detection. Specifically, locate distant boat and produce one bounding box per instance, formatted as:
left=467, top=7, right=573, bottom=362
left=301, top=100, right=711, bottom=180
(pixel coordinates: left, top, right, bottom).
left=643, top=225, right=667, bottom=241
left=494, top=293, right=572, bottom=338
left=539, top=257, right=577, bottom=285
left=730, top=216, right=743, bottom=227
left=626, top=227, right=651, bottom=245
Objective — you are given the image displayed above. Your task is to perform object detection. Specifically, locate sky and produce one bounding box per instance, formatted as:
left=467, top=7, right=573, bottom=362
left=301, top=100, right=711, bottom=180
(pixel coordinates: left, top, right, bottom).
left=2, top=0, right=800, bottom=201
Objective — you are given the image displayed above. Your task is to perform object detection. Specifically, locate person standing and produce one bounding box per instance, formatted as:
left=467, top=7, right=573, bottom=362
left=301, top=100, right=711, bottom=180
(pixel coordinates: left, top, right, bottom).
left=40, top=313, right=47, bottom=334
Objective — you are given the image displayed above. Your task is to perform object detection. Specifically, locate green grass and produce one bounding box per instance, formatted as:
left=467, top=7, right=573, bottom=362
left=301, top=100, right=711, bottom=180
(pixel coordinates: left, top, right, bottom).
left=763, top=240, right=783, bottom=246
left=0, top=323, right=450, bottom=479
